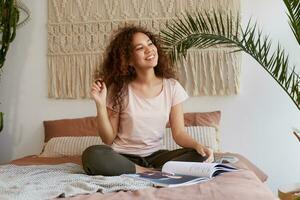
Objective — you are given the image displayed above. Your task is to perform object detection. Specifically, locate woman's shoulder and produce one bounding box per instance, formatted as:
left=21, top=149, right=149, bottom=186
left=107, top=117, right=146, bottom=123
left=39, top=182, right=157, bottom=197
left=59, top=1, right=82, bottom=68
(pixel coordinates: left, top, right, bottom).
left=163, top=78, right=188, bottom=102
left=164, top=78, right=179, bottom=84
left=164, top=78, right=181, bottom=88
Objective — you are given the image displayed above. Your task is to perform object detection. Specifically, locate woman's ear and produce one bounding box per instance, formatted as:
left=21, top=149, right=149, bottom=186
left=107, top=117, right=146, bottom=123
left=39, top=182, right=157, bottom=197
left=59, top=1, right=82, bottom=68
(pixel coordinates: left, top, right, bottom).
left=128, top=58, right=134, bottom=67
left=128, top=65, right=136, bottom=74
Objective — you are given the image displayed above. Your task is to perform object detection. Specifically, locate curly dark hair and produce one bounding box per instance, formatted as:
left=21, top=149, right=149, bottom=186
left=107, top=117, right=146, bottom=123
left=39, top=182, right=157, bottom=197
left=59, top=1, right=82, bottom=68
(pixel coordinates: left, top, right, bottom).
left=95, top=25, right=177, bottom=111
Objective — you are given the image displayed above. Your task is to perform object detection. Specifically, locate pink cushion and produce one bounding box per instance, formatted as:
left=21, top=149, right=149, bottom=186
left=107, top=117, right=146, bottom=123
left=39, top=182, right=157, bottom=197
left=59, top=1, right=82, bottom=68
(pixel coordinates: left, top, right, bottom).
left=166, top=111, right=221, bottom=128
left=43, top=116, right=98, bottom=142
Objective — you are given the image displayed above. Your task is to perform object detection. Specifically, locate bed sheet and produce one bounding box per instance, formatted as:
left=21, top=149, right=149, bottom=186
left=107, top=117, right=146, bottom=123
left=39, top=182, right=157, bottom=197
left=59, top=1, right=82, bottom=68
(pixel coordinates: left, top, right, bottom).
left=61, top=170, right=277, bottom=200
left=2, top=152, right=277, bottom=200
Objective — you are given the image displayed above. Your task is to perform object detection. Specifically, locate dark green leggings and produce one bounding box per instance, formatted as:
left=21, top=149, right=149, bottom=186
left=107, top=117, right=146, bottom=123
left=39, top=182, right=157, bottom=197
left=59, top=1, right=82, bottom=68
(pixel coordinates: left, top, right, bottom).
left=82, top=145, right=207, bottom=176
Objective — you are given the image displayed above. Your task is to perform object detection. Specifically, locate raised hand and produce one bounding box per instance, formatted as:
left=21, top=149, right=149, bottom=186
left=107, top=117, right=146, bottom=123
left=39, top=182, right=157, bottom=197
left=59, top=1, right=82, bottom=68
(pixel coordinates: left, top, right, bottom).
left=90, top=79, right=107, bottom=106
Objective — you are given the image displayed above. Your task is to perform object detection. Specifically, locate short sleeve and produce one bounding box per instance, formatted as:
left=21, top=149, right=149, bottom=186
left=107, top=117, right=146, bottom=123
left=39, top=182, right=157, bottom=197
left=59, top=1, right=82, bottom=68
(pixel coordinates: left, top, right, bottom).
left=172, top=79, right=189, bottom=106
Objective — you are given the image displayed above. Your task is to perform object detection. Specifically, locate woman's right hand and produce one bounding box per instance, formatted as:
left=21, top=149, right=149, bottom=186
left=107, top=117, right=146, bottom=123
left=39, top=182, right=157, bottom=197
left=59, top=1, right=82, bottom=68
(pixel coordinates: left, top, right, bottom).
left=90, top=79, right=107, bottom=106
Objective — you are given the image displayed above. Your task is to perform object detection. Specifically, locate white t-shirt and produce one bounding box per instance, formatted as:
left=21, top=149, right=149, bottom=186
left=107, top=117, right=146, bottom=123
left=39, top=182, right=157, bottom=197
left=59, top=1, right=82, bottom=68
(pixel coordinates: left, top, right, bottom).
left=107, top=78, right=189, bottom=157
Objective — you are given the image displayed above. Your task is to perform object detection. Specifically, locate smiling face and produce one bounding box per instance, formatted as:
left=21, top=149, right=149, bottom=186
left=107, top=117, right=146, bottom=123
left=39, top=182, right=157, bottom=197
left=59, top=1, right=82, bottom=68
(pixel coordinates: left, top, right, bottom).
left=129, top=32, right=158, bottom=71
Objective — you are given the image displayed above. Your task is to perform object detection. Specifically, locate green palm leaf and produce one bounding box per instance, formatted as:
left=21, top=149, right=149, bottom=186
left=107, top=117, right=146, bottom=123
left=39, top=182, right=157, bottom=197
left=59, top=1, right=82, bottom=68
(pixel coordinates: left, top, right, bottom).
left=283, top=0, right=300, bottom=45
left=160, top=10, right=300, bottom=111
left=0, top=0, right=19, bottom=70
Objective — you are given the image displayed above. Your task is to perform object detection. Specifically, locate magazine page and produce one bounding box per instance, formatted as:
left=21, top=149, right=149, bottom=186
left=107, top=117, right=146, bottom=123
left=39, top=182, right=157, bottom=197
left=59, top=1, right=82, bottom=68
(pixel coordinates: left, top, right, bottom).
left=212, top=164, right=237, bottom=176
left=161, top=161, right=217, bottom=177
left=124, top=171, right=209, bottom=187
left=162, top=161, right=236, bottom=178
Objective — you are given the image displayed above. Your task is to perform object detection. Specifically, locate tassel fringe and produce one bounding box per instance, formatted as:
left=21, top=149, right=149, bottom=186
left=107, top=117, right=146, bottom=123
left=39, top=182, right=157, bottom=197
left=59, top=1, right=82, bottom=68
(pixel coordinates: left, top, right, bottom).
left=48, top=0, right=241, bottom=98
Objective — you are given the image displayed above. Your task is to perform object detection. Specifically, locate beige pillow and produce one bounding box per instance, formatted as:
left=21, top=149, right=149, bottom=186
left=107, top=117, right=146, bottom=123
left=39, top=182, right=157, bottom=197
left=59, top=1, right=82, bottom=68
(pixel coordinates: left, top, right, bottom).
left=165, top=111, right=221, bottom=152
left=164, top=126, right=219, bottom=152
left=40, top=136, right=102, bottom=157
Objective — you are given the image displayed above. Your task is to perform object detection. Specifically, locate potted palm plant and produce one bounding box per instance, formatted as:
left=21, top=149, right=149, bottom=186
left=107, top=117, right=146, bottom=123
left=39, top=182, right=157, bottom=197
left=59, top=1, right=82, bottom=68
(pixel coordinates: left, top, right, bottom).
left=160, top=0, right=300, bottom=112
left=0, top=0, right=20, bottom=132
left=160, top=0, right=300, bottom=142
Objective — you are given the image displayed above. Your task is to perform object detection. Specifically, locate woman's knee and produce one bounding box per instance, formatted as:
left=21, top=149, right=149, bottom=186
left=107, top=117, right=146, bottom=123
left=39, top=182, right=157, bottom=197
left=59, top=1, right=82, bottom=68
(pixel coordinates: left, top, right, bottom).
left=82, top=145, right=112, bottom=162
left=82, top=145, right=114, bottom=175
left=82, top=145, right=112, bottom=157
left=81, top=145, right=135, bottom=176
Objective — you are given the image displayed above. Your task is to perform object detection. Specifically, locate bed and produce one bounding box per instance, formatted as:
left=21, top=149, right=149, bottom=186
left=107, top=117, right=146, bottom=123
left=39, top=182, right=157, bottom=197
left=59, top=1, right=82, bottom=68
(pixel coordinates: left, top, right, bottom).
left=0, top=111, right=278, bottom=200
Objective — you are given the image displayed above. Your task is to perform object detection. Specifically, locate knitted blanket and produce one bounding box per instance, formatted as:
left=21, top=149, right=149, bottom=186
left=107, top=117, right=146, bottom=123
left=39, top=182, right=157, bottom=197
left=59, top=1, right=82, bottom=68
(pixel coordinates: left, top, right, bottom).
left=0, top=163, right=152, bottom=200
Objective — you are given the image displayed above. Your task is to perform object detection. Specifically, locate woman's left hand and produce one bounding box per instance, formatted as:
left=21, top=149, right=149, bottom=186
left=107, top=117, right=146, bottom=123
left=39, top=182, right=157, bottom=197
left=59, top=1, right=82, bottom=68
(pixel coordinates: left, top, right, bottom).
left=195, top=144, right=214, bottom=163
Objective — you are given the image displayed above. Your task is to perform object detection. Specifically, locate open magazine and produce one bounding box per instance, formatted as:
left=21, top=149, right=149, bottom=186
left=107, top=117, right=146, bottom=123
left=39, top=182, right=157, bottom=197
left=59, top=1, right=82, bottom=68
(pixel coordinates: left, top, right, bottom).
left=123, top=161, right=237, bottom=187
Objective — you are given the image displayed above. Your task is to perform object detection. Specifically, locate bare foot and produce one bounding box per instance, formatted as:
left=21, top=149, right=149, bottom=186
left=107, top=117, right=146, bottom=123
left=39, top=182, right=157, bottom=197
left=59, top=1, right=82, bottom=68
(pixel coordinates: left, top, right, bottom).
left=135, top=165, right=158, bottom=173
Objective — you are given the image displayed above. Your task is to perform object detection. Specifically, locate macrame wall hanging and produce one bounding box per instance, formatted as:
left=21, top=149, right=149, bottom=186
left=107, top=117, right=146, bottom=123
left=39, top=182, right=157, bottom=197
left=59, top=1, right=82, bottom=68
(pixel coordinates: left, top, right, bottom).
left=48, top=0, right=241, bottom=98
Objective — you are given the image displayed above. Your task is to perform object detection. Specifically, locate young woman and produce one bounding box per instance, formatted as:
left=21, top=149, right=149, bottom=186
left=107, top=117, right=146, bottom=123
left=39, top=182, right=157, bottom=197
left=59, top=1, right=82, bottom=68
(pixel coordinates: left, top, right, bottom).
left=82, top=25, right=214, bottom=176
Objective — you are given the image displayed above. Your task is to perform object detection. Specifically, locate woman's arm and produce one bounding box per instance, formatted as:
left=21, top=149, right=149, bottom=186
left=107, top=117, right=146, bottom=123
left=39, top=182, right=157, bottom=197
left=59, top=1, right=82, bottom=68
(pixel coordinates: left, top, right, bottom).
left=95, top=105, right=119, bottom=145
left=169, top=103, right=214, bottom=162
left=91, top=80, right=119, bottom=145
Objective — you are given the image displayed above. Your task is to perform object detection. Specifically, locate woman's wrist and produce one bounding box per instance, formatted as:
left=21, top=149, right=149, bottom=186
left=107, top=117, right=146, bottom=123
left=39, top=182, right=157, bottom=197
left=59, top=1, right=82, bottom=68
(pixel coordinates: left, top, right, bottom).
left=192, top=141, right=201, bottom=149
left=96, top=102, right=107, bottom=111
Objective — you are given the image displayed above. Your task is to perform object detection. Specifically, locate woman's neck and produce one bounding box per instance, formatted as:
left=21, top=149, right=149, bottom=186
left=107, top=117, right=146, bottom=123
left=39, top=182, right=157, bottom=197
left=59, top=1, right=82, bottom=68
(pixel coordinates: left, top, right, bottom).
left=130, top=70, right=163, bottom=98
left=134, top=69, right=159, bottom=86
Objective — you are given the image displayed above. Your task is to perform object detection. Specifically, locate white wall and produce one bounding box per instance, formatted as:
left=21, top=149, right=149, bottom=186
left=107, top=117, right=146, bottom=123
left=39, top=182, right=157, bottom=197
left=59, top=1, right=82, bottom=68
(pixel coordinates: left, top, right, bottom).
left=0, top=0, right=299, bottom=193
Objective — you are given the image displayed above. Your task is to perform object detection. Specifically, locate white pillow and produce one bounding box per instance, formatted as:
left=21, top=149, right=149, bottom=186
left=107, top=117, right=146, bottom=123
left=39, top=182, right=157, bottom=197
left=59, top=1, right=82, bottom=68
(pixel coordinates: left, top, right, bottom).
left=39, top=136, right=102, bottom=157
left=163, top=126, right=220, bottom=152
